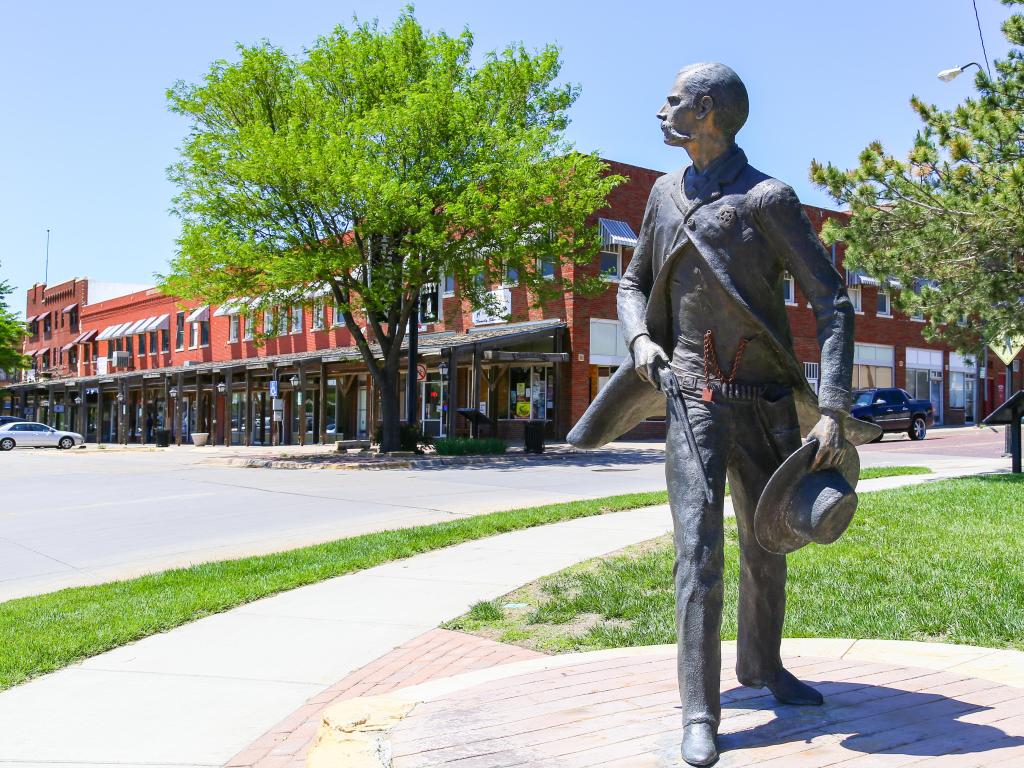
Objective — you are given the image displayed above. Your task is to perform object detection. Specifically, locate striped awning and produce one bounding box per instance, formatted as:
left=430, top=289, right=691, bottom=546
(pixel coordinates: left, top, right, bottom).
left=61, top=341, right=77, bottom=351
left=25, top=314, right=41, bottom=323
left=186, top=305, right=209, bottom=323
left=73, top=330, right=97, bottom=344
left=141, top=314, right=169, bottom=332
left=23, top=349, right=38, bottom=357
left=123, top=318, right=151, bottom=336
left=598, top=218, right=639, bottom=248
left=213, top=299, right=249, bottom=317
left=61, top=303, right=78, bottom=313
left=846, top=269, right=879, bottom=287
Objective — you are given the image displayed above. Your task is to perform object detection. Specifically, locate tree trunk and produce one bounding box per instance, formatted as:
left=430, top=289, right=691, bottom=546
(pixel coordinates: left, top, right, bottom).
left=377, top=364, right=403, bottom=452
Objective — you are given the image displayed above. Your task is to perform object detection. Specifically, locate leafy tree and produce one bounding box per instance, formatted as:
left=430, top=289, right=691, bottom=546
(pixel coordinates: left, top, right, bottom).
left=162, top=9, right=618, bottom=451
left=0, top=270, right=27, bottom=378
left=810, top=0, right=1024, bottom=351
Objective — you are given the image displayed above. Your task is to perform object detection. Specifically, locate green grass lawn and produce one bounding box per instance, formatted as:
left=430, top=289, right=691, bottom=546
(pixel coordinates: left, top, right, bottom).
left=446, top=475, right=1024, bottom=654
left=0, top=463, right=929, bottom=691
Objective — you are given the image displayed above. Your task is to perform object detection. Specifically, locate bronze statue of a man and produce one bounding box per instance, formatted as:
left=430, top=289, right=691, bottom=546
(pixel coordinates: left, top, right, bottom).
left=568, top=63, right=876, bottom=766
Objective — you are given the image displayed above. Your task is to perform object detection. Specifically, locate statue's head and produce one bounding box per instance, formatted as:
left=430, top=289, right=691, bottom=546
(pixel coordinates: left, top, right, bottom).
left=657, top=62, right=748, bottom=148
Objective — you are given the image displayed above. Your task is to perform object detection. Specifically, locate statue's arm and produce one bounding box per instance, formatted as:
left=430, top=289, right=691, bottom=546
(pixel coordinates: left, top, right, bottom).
left=617, top=185, right=662, bottom=352
left=755, top=182, right=854, bottom=414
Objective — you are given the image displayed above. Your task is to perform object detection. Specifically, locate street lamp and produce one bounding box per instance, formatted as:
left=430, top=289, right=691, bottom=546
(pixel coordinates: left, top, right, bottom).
left=937, top=61, right=982, bottom=82
left=73, top=396, right=82, bottom=405
left=116, top=392, right=125, bottom=403
left=289, top=375, right=299, bottom=388
left=216, top=382, right=227, bottom=394
left=438, top=360, right=449, bottom=378
left=169, top=387, right=178, bottom=399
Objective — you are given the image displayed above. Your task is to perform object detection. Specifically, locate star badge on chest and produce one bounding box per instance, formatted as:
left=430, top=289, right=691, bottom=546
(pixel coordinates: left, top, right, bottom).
left=716, top=206, right=736, bottom=226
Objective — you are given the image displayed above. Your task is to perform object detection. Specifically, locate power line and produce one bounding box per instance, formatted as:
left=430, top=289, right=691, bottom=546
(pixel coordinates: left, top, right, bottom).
left=972, top=0, right=992, bottom=77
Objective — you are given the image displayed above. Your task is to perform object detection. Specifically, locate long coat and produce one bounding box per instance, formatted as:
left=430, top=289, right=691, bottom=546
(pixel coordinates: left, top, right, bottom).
left=568, top=147, right=879, bottom=449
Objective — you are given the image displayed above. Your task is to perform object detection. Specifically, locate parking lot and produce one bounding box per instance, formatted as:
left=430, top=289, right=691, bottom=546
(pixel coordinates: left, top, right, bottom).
left=0, top=425, right=1010, bottom=602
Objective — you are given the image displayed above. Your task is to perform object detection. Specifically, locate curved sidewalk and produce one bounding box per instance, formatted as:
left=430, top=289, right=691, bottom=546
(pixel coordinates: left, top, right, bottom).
left=0, top=465, right=1005, bottom=767
left=310, top=639, right=1024, bottom=768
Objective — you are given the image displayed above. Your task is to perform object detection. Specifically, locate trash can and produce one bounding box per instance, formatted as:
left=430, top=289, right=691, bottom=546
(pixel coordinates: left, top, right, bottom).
left=524, top=420, right=546, bottom=454
left=155, top=428, right=171, bottom=448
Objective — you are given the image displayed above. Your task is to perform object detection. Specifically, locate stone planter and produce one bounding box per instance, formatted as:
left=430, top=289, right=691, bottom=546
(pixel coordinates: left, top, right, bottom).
left=190, top=432, right=209, bottom=447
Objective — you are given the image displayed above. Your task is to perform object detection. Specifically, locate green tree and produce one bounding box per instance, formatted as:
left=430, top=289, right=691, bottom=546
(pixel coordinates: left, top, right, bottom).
left=810, top=0, right=1024, bottom=351
left=0, top=270, right=27, bottom=377
left=162, top=9, right=619, bottom=451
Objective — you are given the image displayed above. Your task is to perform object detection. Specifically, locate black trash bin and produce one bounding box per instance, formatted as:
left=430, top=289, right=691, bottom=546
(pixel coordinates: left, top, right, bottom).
left=524, top=420, right=546, bottom=454
left=155, top=428, right=171, bottom=448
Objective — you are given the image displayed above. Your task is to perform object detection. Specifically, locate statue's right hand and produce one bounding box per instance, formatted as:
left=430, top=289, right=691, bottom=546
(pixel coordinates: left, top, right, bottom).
left=632, top=335, right=669, bottom=389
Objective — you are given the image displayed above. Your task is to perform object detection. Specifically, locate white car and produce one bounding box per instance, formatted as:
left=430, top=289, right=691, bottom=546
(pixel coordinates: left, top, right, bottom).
left=0, top=422, right=84, bottom=450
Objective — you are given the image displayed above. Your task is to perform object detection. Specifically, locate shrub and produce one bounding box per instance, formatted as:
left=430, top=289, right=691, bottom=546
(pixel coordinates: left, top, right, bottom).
left=433, top=437, right=507, bottom=456
left=373, top=423, right=431, bottom=453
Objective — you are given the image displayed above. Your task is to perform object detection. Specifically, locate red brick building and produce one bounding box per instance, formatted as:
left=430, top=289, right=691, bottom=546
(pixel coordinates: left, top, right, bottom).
left=6, top=159, right=1020, bottom=444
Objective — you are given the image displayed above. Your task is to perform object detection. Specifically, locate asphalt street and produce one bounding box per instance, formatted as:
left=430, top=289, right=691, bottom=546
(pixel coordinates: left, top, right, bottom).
left=0, top=426, right=1009, bottom=602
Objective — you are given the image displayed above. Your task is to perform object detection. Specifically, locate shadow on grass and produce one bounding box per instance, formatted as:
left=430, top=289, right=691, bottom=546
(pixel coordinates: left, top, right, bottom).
left=719, top=679, right=1024, bottom=759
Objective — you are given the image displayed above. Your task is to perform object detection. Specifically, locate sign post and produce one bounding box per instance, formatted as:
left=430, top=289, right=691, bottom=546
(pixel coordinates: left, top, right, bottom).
left=989, top=336, right=1023, bottom=456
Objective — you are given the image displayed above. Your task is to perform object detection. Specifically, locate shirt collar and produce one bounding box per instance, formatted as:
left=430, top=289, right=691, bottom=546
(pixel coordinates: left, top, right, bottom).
left=683, top=144, right=747, bottom=199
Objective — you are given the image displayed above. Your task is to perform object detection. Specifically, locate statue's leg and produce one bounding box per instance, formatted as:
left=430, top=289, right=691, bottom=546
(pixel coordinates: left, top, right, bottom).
left=729, top=395, right=823, bottom=706
left=665, top=398, right=729, bottom=761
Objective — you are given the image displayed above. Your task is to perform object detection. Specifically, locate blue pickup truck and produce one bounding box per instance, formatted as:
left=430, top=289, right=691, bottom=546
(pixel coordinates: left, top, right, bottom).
left=851, top=387, right=935, bottom=441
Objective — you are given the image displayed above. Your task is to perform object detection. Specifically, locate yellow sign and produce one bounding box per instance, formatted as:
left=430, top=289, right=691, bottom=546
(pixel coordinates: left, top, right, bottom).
left=990, top=336, right=1024, bottom=367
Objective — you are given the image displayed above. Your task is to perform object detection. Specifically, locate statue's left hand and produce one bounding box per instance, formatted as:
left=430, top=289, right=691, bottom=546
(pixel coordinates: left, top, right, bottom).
left=806, top=411, right=846, bottom=471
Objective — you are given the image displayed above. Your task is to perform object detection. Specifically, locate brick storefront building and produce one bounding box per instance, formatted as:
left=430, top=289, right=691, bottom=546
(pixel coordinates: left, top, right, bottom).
left=6, top=159, right=1021, bottom=445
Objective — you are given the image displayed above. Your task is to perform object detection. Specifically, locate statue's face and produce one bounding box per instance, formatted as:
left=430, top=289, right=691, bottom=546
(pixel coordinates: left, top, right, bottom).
left=657, top=73, right=714, bottom=148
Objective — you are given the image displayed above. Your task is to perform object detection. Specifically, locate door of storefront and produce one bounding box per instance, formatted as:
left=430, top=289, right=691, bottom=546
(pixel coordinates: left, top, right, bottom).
left=251, top=391, right=269, bottom=445
left=421, top=374, right=447, bottom=438
left=929, top=372, right=944, bottom=425
left=179, top=396, right=192, bottom=443
left=357, top=381, right=368, bottom=438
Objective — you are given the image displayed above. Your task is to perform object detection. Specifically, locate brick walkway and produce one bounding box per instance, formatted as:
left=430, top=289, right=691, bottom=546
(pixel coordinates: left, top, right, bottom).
left=385, top=648, right=1024, bottom=767
left=226, top=629, right=544, bottom=767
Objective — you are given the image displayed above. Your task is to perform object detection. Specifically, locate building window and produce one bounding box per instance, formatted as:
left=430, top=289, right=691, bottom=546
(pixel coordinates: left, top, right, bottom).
left=419, top=284, right=439, bottom=324
left=69, top=347, right=78, bottom=367
left=848, top=285, right=862, bottom=312
left=539, top=256, right=556, bottom=279
left=504, top=264, right=519, bottom=286
left=911, top=310, right=925, bottom=322
left=175, top=312, right=185, bottom=350
left=68, top=307, right=79, bottom=331
left=443, top=273, right=456, bottom=296
left=138, top=333, right=147, bottom=356
left=876, top=288, right=891, bottom=317
left=783, top=272, right=796, bottom=305
left=504, top=365, right=551, bottom=420
left=190, top=322, right=199, bottom=348
left=43, top=314, right=52, bottom=335
left=161, top=329, right=169, bottom=353
left=311, top=302, right=325, bottom=331
left=243, top=316, right=253, bottom=341
left=148, top=330, right=158, bottom=354
left=229, top=314, right=240, bottom=342
left=125, top=335, right=134, bottom=358
left=333, top=304, right=345, bottom=327
left=949, top=371, right=966, bottom=409
left=599, top=248, right=622, bottom=281
left=803, top=361, right=820, bottom=393
left=27, top=319, right=39, bottom=337
left=200, top=320, right=210, bottom=346
left=290, top=306, right=303, bottom=334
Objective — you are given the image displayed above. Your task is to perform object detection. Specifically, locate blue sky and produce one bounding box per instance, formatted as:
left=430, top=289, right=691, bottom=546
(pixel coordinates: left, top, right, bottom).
left=0, top=1, right=1012, bottom=314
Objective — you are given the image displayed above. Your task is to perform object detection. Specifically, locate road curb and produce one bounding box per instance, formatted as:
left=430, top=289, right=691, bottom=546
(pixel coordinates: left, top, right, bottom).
left=200, top=451, right=586, bottom=470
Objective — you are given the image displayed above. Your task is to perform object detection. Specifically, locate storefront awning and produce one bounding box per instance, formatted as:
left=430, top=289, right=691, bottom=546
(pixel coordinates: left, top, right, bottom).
left=96, top=323, right=124, bottom=341
left=123, top=318, right=150, bottom=336
left=186, top=305, right=209, bottom=323
left=598, top=218, right=639, bottom=248
left=24, top=314, right=39, bottom=323
left=61, top=303, right=78, bottom=314
left=213, top=299, right=249, bottom=317
left=23, top=349, right=38, bottom=357
left=61, top=341, right=76, bottom=351
left=846, top=269, right=879, bottom=287
left=74, top=329, right=97, bottom=344
left=141, top=314, right=169, bottom=332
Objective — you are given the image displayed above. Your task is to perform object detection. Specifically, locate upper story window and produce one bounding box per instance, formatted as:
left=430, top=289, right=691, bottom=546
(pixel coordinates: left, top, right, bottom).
left=848, top=285, right=862, bottom=312
left=27, top=319, right=38, bottom=337
left=138, top=332, right=147, bottom=356
left=782, top=272, right=796, bottom=305
left=229, top=314, right=240, bottom=342
left=148, top=330, right=158, bottom=354
left=42, top=313, right=52, bottom=335
left=443, top=273, right=456, bottom=296
left=243, top=315, right=253, bottom=341
left=419, top=284, right=439, bottom=324
left=539, top=256, right=556, bottom=279
left=290, top=306, right=303, bottom=334
left=599, top=248, right=622, bottom=281
left=160, top=329, right=169, bottom=353
left=175, top=311, right=185, bottom=350
left=876, top=288, right=891, bottom=317
left=311, top=301, right=325, bottom=331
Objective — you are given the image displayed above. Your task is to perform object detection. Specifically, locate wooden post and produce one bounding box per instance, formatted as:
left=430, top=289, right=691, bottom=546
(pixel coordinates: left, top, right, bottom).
left=79, top=382, right=87, bottom=437
left=318, top=362, right=328, bottom=444
left=175, top=372, right=184, bottom=446
left=162, top=376, right=170, bottom=436
left=298, top=362, right=307, bottom=446
left=224, top=368, right=234, bottom=446
left=244, top=369, right=252, bottom=446
left=46, top=385, right=54, bottom=427
left=471, top=345, right=482, bottom=439
left=553, top=329, right=564, bottom=440
left=445, top=348, right=460, bottom=439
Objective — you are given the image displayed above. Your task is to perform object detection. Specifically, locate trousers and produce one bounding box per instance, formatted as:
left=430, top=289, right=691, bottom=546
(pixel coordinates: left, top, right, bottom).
left=665, top=387, right=802, bottom=729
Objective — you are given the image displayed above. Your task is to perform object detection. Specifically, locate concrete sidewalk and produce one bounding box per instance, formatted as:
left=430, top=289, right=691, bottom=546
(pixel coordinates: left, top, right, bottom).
left=0, top=459, right=1007, bottom=767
